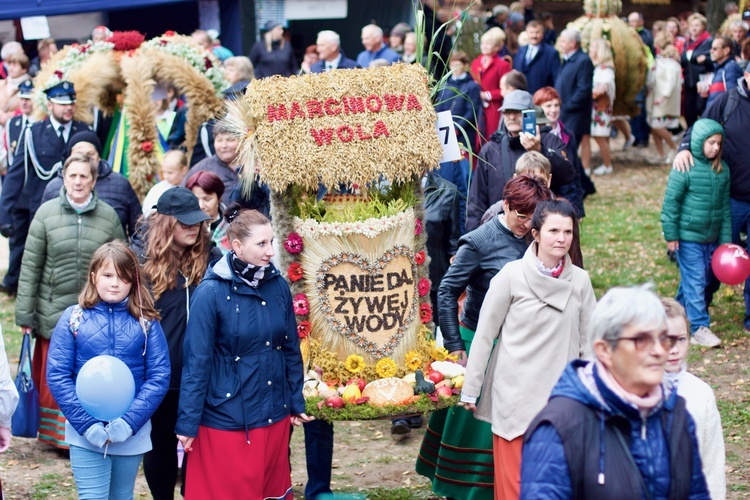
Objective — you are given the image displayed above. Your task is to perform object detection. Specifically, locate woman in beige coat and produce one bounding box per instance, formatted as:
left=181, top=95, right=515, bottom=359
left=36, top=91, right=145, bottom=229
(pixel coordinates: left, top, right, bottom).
left=647, top=45, right=683, bottom=164
left=461, top=198, right=596, bottom=500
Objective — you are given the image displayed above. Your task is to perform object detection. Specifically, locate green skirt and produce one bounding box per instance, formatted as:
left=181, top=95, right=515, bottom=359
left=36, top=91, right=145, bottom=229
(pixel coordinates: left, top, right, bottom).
left=415, top=326, right=494, bottom=499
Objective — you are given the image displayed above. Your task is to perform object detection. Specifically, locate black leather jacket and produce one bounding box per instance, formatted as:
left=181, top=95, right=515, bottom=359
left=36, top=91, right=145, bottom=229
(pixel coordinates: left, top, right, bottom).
left=437, top=216, right=529, bottom=352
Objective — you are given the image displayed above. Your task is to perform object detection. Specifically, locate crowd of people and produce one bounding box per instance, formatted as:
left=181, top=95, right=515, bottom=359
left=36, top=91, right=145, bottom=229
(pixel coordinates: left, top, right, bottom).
left=0, top=1, right=741, bottom=499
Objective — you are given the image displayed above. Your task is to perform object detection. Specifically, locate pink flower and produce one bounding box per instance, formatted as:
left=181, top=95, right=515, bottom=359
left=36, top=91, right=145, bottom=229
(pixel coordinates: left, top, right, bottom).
left=284, top=232, right=304, bottom=254
left=414, top=251, right=426, bottom=265
left=297, top=321, right=311, bottom=338
left=164, top=30, right=175, bottom=36
left=287, top=262, right=304, bottom=282
left=293, top=294, right=309, bottom=316
left=54, top=70, right=64, bottom=79
left=418, top=278, right=430, bottom=297
left=414, top=218, right=423, bottom=235
left=140, top=141, right=153, bottom=152
left=419, top=303, right=433, bottom=324
left=205, top=57, right=213, bottom=70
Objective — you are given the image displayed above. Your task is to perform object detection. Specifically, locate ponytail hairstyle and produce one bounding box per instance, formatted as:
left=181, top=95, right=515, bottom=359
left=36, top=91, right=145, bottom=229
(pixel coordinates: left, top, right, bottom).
left=224, top=202, right=271, bottom=244
left=79, top=241, right=160, bottom=321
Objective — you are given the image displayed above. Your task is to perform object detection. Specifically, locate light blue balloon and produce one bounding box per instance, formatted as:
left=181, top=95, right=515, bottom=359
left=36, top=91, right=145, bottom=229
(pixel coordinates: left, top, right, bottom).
left=75, top=355, right=135, bottom=422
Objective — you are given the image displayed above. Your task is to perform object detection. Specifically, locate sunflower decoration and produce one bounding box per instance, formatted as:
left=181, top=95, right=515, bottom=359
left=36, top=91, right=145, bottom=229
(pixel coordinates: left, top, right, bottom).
left=404, top=350, right=424, bottom=371
left=430, top=341, right=450, bottom=362
left=375, top=358, right=398, bottom=378
left=345, top=354, right=366, bottom=374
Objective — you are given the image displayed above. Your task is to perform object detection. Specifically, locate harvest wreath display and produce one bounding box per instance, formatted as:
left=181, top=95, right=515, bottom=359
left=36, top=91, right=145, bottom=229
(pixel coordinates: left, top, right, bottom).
left=230, top=64, right=460, bottom=419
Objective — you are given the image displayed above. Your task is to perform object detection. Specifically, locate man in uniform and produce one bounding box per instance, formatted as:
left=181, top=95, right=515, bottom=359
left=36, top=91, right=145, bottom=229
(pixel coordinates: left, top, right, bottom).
left=2, top=80, right=35, bottom=175
left=0, top=81, right=90, bottom=296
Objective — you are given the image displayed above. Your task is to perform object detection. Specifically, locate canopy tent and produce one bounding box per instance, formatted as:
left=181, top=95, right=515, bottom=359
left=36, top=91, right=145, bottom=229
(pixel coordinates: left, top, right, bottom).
left=0, top=0, right=193, bottom=20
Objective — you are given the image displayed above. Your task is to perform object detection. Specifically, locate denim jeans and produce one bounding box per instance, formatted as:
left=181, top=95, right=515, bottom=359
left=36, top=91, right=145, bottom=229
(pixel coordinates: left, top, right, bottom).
left=304, top=419, right=334, bottom=499
left=676, top=241, right=718, bottom=333
left=731, top=197, right=750, bottom=328
left=70, top=445, right=143, bottom=500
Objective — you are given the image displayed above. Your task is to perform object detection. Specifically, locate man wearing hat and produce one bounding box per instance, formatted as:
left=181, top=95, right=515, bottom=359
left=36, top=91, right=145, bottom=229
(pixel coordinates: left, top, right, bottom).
left=466, top=90, right=575, bottom=231
left=2, top=80, right=34, bottom=172
left=0, top=80, right=91, bottom=296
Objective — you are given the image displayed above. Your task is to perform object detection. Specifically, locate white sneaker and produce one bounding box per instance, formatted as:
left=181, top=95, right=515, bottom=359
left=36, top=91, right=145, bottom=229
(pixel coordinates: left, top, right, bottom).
left=664, top=150, right=676, bottom=165
left=623, top=135, right=636, bottom=149
left=592, top=164, right=613, bottom=175
left=692, top=326, right=722, bottom=348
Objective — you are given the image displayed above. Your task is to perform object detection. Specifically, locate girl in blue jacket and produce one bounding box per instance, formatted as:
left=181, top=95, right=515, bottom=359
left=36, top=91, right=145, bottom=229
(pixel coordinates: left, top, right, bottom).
left=47, top=241, right=170, bottom=499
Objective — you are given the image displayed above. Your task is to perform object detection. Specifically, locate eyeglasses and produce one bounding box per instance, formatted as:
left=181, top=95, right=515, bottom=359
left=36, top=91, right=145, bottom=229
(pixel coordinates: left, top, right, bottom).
left=514, top=210, right=532, bottom=223
left=617, top=332, right=677, bottom=351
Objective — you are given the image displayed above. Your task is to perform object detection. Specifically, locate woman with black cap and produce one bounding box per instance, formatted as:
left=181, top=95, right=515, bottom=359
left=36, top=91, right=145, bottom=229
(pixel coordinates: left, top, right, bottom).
left=130, top=186, right=222, bottom=499
left=249, top=21, right=298, bottom=78
left=42, top=130, right=142, bottom=238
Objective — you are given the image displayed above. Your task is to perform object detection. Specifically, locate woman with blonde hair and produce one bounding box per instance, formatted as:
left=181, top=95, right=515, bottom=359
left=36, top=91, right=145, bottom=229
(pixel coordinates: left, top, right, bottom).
left=648, top=45, right=682, bottom=164
left=249, top=21, right=298, bottom=78
left=131, top=187, right=222, bottom=499
left=583, top=39, right=616, bottom=176
left=223, top=56, right=254, bottom=85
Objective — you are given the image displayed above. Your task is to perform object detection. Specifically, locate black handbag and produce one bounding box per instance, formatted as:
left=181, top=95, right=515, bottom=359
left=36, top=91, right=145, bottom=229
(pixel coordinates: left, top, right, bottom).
left=11, top=334, right=39, bottom=438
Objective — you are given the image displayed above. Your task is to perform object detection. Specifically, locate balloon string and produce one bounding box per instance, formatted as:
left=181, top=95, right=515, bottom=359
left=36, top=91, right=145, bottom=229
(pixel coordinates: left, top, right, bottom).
left=103, top=441, right=109, bottom=459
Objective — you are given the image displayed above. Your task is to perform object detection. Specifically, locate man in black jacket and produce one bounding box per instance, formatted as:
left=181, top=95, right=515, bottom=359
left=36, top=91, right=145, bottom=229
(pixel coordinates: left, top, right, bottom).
left=555, top=29, right=593, bottom=148
left=673, top=70, right=750, bottom=332
left=466, top=90, right=575, bottom=232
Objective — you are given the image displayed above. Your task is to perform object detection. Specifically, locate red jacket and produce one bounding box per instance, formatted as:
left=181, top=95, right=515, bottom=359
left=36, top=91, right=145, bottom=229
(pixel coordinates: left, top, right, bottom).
left=470, top=54, right=511, bottom=144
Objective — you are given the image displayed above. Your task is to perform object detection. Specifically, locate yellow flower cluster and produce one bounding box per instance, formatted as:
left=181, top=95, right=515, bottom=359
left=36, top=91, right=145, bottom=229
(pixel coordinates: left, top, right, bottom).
left=344, top=354, right=366, bottom=373
left=430, top=341, right=450, bottom=362
left=375, top=357, right=398, bottom=378
left=404, top=350, right=423, bottom=371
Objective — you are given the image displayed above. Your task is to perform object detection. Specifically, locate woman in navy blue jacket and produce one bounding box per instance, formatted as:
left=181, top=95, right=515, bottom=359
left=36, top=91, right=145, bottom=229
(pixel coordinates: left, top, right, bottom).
left=47, top=241, right=170, bottom=499
left=176, top=207, right=309, bottom=499
left=521, top=286, right=709, bottom=499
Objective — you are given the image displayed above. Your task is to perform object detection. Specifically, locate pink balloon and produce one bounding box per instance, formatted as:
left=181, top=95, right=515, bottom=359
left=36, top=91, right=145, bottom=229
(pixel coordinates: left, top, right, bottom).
left=711, top=244, right=750, bottom=286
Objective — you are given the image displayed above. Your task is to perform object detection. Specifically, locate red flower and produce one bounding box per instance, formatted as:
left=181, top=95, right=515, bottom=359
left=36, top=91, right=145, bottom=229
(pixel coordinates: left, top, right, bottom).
left=164, top=30, right=175, bottom=36
left=293, top=294, right=309, bottom=316
left=418, top=278, right=430, bottom=297
left=414, top=218, right=423, bottom=235
left=205, top=57, right=213, bottom=70
left=419, top=303, right=432, bottom=324
left=141, top=141, right=154, bottom=152
left=287, top=262, right=304, bottom=282
left=160, top=39, right=168, bottom=46
left=284, top=232, right=304, bottom=254
left=297, top=321, right=311, bottom=338
left=54, top=70, right=64, bottom=79
left=414, top=251, right=426, bottom=265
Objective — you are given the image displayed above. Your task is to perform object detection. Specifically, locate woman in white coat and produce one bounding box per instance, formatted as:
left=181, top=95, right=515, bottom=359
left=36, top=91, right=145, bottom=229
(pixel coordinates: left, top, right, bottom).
left=648, top=45, right=683, bottom=164
left=461, top=198, right=596, bottom=499
left=662, top=298, right=726, bottom=500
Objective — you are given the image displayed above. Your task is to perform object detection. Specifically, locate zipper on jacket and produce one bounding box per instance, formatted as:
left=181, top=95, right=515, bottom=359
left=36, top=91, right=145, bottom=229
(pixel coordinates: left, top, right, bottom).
left=641, top=416, right=647, bottom=440
left=108, top=305, right=115, bottom=355
left=77, top=216, right=83, bottom=287
left=180, top=270, right=190, bottom=322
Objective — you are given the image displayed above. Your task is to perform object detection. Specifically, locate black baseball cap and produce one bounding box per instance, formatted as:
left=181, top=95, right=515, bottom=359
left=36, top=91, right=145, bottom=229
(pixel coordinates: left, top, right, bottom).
left=156, top=187, right=212, bottom=225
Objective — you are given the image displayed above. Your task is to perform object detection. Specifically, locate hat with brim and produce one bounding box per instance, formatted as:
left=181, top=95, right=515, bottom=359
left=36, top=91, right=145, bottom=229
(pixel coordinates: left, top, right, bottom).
left=263, top=21, right=283, bottom=32
left=18, top=80, right=33, bottom=99
left=156, top=186, right=212, bottom=225
left=500, top=90, right=534, bottom=111
left=45, top=81, right=77, bottom=105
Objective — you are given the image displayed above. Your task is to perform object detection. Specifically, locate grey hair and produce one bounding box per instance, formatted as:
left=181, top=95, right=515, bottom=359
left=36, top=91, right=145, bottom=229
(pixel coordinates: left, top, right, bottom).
left=223, top=56, right=255, bottom=81
left=213, top=119, right=240, bottom=138
left=560, top=29, right=581, bottom=47
left=1, top=41, right=23, bottom=61
left=493, top=5, right=510, bottom=15
left=589, top=284, right=667, bottom=354
left=362, top=24, right=383, bottom=39
left=730, top=20, right=749, bottom=31
left=317, top=30, right=341, bottom=48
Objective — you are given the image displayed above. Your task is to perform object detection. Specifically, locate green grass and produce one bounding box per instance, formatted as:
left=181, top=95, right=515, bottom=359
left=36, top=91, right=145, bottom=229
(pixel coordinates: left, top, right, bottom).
left=32, top=473, right=76, bottom=500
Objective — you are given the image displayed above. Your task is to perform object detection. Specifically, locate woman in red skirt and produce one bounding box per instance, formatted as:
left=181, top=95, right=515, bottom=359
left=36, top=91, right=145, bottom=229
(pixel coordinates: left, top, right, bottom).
left=176, top=204, right=311, bottom=499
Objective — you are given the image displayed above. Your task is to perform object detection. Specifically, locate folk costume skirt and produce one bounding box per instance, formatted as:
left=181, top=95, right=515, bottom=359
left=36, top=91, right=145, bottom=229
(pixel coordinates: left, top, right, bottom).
left=415, top=326, right=494, bottom=499
left=32, top=338, right=67, bottom=449
left=184, top=417, right=293, bottom=500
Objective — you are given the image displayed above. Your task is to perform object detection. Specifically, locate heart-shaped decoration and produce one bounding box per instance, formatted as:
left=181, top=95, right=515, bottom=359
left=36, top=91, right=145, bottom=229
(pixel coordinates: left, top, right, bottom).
left=316, top=246, right=418, bottom=359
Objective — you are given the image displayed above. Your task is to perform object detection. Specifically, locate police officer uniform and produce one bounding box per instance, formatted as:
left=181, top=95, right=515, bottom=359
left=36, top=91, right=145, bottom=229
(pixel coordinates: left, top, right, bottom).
left=4, top=80, right=34, bottom=173
left=0, top=81, right=91, bottom=295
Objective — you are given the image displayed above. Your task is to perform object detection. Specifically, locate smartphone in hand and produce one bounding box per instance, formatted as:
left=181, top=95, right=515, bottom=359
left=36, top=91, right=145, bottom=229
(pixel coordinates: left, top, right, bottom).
left=522, top=109, right=537, bottom=136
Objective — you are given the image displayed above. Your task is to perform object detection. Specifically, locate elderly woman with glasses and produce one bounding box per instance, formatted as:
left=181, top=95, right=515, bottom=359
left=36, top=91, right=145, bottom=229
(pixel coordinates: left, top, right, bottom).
left=521, top=285, right=710, bottom=499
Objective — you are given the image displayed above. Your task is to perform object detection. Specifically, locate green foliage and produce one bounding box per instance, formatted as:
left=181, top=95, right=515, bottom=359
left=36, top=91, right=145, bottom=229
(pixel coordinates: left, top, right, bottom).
left=292, top=181, right=419, bottom=223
